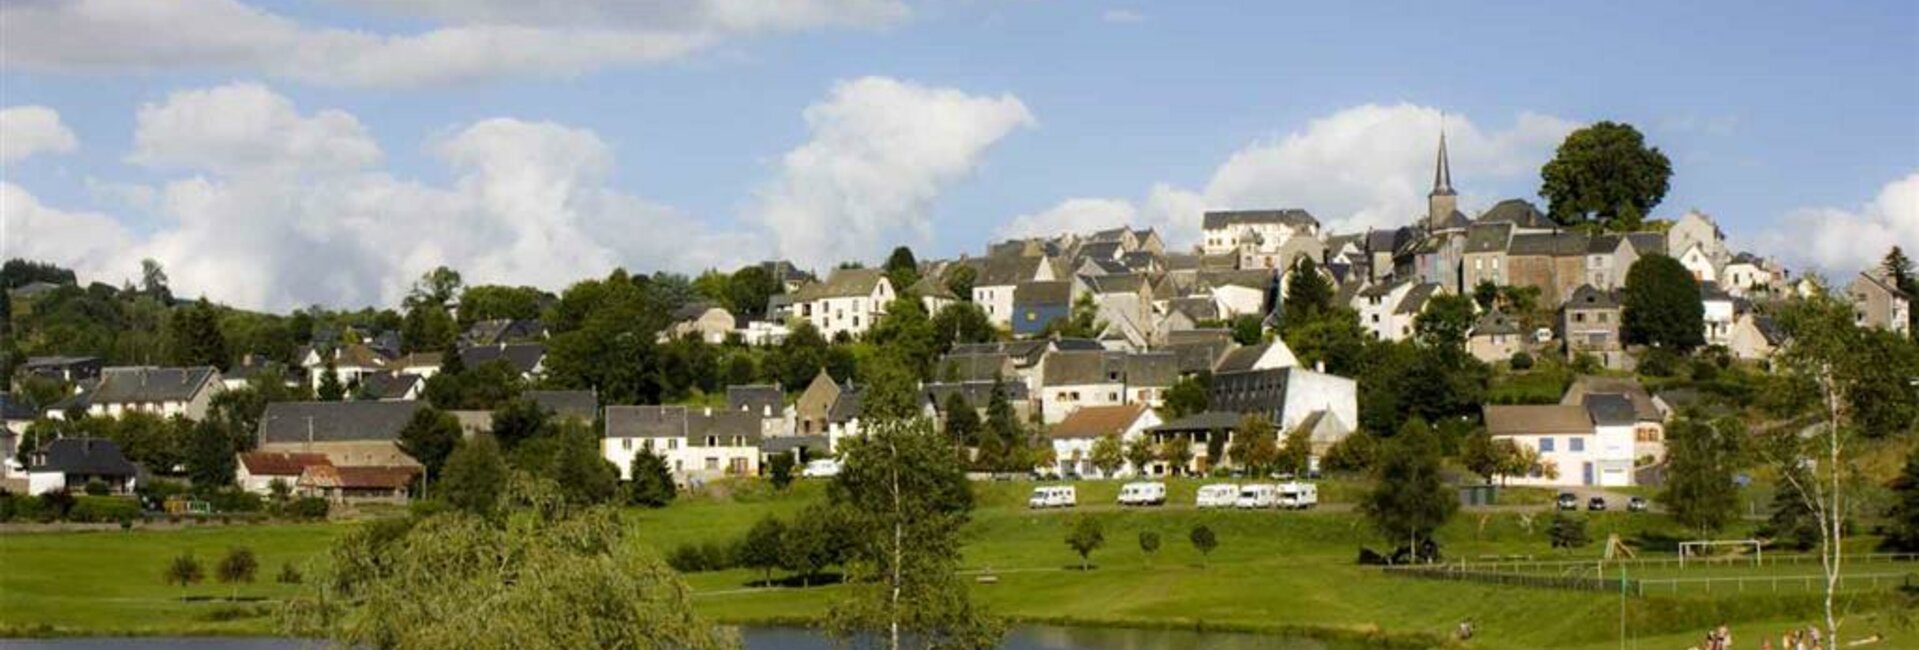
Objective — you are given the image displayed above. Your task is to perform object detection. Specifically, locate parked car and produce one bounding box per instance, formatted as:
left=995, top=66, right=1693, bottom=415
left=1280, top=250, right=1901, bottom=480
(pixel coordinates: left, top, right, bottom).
left=1627, top=496, right=1648, bottom=512
left=1234, top=484, right=1278, bottom=509
left=1118, top=482, right=1167, bottom=506
left=1276, top=482, right=1318, bottom=510
left=1196, top=483, right=1239, bottom=509
left=1587, top=496, right=1607, bottom=511
left=801, top=459, right=842, bottom=478
left=1028, top=486, right=1077, bottom=509
left=1556, top=493, right=1578, bottom=511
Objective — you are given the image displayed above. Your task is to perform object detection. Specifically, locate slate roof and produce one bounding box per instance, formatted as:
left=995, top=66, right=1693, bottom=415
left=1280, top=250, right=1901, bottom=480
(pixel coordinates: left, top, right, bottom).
left=1167, top=297, right=1220, bottom=323
left=360, top=373, right=422, bottom=400
left=1583, top=394, right=1638, bottom=427
left=1202, top=209, right=1319, bottom=230
left=1464, top=222, right=1515, bottom=254
left=923, top=380, right=1028, bottom=410
left=1165, top=340, right=1231, bottom=374
left=329, top=465, right=420, bottom=490
left=458, top=342, right=546, bottom=375
left=1200, top=269, right=1275, bottom=291
left=761, top=435, right=831, bottom=455
left=1508, top=232, right=1590, bottom=256
left=908, top=275, right=957, bottom=300
left=1042, top=350, right=1123, bottom=386
left=259, top=401, right=424, bottom=445
left=973, top=255, right=1050, bottom=287
left=1148, top=411, right=1245, bottom=433
left=1, top=393, right=41, bottom=421
left=1700, top=281, right=1734, bottom=302
left=1082, top=273, right=1150, bottom=295
left=1471, top=310, right=1522, bottom=337
left=1162, top=252, right=1201, bottom=272
left=727, top=385, right=785, bottom=416
left=828, top=388, right=863, bottom=423
left=1365, top=228, right=1414, bottom=255
left=1215, top=343, right=1277, bottom=374
left=1625, top=233, right=1667, bottom=255
left=604, top=406, right=762, bottom=444
left=794, top=268, right=887, bottom=301
left=1165, top=329, right=1233, bottom=346
left=528, top=390, right=599, bottom=422
left=938, top=352, right=1014, bottom=382
left=1049, top=403, right=1150, bottom=439
left=1475, top=199, right=1555, bottom=229
left=1078, top=241, right=1123, bottom=262
left=226, top=356, right=290, bottom=382
left=1394, top=283, right=1441, bottom=315
left=90, top=367, right=218, bottom=405
left=1333, top=280, right=1367, bottom=308
left=1123, top=352, right=1179, bottom=387
left=1014, top=281, right=1073, bottom=307
left=1484, top=404, right=1593, bottom=436
left=31, top=438, right=138, bottom=476
left=1560, top=375, right=1661, bottom=421
left=1053, top=338, right=1106, bottom=351
left=1565, top=285, right=1619, bottom=310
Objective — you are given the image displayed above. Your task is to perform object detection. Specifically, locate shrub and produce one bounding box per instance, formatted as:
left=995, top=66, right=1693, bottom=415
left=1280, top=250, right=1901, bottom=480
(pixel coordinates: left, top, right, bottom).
left=83, top=479, right=110, bottom=496
left=68, top=496, right=141, bottom=523
left=665, top=541, right=739, bottom=573
left=1638, top=347, right=1681, bottom=377
left=288, top=497, right=330, bottom=521
left=1509, top=351, right=1534, bottom=370
left=0, top=491, right=15, bottom=522
left=277, top=562, right=303, bottom=584
left=207, top=489, right=264, bottom=514
left=37, top=491, right=75, bottom=521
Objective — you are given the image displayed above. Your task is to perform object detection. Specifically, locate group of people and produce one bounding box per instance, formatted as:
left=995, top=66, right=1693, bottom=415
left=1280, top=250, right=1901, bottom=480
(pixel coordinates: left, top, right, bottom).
left=1707, top=623, right=1886, bottom=650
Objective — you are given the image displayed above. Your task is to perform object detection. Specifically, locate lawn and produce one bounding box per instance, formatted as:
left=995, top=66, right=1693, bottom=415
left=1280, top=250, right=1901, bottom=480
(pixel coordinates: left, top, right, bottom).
left=3, top=478, right=1913, bottom=649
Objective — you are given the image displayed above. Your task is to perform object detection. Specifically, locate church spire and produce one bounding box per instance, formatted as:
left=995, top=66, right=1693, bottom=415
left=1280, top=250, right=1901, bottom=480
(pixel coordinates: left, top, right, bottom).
left=1425, top=118, right=1459, bottom=231
left=1431, top=120, right=1455, bottom=197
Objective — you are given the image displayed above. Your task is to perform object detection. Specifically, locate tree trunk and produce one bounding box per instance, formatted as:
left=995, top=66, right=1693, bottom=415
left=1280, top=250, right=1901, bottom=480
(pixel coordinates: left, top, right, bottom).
left=889, top=435, right=903, bottom=650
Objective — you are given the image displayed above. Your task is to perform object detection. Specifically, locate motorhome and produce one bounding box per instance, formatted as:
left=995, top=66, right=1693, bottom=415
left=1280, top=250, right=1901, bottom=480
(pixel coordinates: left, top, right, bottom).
left=1196, top=484, right=1239, bottom=509
left=1234, top=483, right=1278, bottom=509
left=1028, top=486, right=1077, bottom=509
left=1277, top=482, right=1318, bottom=509
left=802, top=459, right=842, bottom=478
left=1117, top=482, right=1166, bottom=506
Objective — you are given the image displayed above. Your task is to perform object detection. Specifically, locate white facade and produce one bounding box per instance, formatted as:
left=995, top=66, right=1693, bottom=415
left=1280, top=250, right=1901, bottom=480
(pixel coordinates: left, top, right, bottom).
left=1702, top=296, right=1736, bottom=347
left=602, top=435, right=760, bottom=484
left=1040, top=382, right=1126, bottom=425
left=796, top=277, right=894, bottom=340
left=1049, top=410, right=1163, bottom=479
left=739, top=321, right=791, bottom=346
left=1357, top=282, right=1417, bottom=342
left=1497, top=426, right=1635, bottom=487
left=975, top=284, right=1017, bottom=328
left=1678, top=244, right=1719, bottom=284
left=1201, top=222, right=1315, bottom=258
left=1275, top=370, right=1358, bottom=434
left=1721, top=262, right=1773, bottom=297
left=1210, top=285, right=1267, bottom=319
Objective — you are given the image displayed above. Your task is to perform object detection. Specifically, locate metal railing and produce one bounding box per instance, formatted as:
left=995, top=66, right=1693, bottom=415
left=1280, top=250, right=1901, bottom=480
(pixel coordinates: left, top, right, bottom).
left=1634, top=572, right=1915, bottom=597
left=1439, top=552, right=1918, bottom=575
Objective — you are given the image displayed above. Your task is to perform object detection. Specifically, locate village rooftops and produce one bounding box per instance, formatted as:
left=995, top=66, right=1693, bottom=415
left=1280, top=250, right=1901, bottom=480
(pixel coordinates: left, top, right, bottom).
left=31, top=438, right=139, bottom=476
left=1475, top=199, right=1555, bottom=229
left=792, top=267, right=888, bottom=301
left=1202, top=209, right=1319, bottom=230
left=1464, top=222, right=1515, bottom=254
left=458, top=342, right=545, bottom=375
left=1565, top=285, right=1619, bottom=310
left=1472, top=310, right=1523, bottom=337
left=1583, top=394, right=1638, bottom=427
left=1394, top=283, right=1441, bottom=315
left=1508, top=231, right=1590, bottom=256
left=89, top=366, right=219, bottom=405
left=238, top=451, right=332, bottom=477
left=1149, top=411, right=1245, bottom=433
left=726, top=385, right=785, bottom=416
left=604, top=405, right=762, bottom=445
left=259, top=401, right=424, bottom=445
left=1042, top=350, right=1124, bottom=386
left=1049, top=403, right=1150, bottom=439
left=1484, top=404, right=1593, bottom=436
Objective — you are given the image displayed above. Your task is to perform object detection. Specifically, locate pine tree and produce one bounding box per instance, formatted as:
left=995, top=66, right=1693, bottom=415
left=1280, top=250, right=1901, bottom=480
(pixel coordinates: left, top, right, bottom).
left=1283, top=257, right=1334, bottom=328
left=316, top=362, right=345, bottom=402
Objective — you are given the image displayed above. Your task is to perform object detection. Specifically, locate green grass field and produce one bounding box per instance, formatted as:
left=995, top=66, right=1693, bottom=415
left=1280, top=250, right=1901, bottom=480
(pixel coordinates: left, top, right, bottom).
left=2, top=478, right=1913, bottom=649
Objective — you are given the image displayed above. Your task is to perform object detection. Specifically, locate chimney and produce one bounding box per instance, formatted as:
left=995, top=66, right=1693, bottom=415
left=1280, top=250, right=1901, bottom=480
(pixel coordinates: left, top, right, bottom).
left=1315, top=361, right=1325, bottom=373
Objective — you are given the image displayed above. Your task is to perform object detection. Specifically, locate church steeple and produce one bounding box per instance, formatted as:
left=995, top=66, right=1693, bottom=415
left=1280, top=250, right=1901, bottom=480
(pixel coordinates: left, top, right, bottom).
left=1426, top=120, right=1458, bottom=230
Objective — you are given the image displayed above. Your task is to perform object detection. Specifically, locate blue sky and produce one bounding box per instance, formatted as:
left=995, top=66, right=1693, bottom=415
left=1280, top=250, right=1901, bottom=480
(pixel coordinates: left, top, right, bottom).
left=2, top=0, right=1914, bottom=310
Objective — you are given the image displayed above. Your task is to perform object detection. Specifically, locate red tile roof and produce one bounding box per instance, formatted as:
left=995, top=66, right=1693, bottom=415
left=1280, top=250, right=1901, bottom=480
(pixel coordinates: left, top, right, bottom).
left=1049, top=403, right=1150, bottom=439
left=238, top=452, right=332, bottom=476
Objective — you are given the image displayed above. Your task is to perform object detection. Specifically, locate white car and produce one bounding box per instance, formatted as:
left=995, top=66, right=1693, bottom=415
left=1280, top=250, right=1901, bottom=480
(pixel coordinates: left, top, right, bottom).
left=1117, top=482, right=1166, bottom=506
left=1195, top=484, right=1239, bottom=509
left=1234, top=484, right=1278, bottom=509
left=1028, top=486, right=1077, bottom=509
left=1276, top=481, right=1318, bottom=510
left=801, top=459, right=841, bottom=478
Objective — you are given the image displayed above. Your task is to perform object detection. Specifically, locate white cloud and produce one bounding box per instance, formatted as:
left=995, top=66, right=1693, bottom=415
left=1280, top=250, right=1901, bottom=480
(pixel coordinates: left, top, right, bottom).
left=998, top=198, right=1137, bottom=239
left=0, top=0, right=907, bottom=87
left=1102, top=9, right=1145, bottom=24
left=130, top=83, right=382, bottom=175
left=753, top=76, right=1035, bottom=269
left=1011, top=103, right=1580, bottom=246
left=0, top=182, right=139, bottom=283
left=1756, top=172, right=1919, bottom=276
left=0, top=105, right=79, bottom=163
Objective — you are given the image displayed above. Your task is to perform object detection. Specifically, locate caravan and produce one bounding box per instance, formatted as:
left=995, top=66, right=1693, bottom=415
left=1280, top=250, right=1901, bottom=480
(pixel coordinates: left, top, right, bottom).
left=1028, top=486, right=1077, bottom=509
left=1196, top=484, right=1239, bottom=509
left=1234, top=484, right=1278, bottom=509
left=1117, top=482, right=1166, bottom=506
left=1276, top=482, right=1318, bottom=509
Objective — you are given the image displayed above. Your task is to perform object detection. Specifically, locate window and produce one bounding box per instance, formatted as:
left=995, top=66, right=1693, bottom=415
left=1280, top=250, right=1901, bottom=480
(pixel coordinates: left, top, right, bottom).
left=1539, top=437, right=1555, bottom=452
left=705, top=458, right=719, bottom=471
left=705, top=436, right=717, bottom=446
left=1574, top=313, right=1586, bottom=323
left=667, top=439, right=679, bottom=450
left=1569, top=437, right=1585, bottom=452
left=1597, top=313, right=1609, bottom=323
left=621, top=439, right=632, bottom=451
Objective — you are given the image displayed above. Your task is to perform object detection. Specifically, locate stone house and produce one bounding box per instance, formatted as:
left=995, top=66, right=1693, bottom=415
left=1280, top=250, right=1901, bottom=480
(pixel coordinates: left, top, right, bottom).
left=85, top=366, right=224, bottom=421
left=1562, top=285, right=1626, bottom=370
left=791, top=267, right=895, bottom=340
left=1848, top=271, right=1911, bottom=335
left=256, top=401, right=424, bottom=469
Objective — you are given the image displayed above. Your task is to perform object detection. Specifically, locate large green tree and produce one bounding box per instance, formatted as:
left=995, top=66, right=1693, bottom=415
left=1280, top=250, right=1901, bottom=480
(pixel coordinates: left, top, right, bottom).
left=1283, top=257, right=1334, bottom=327
left=168, top=299, right=230, bottom=368
left=184, top=419, right=237, bottom=488
left=1659, top=414, right=1743, bottom=537
left=931, top=302, right=997, bottom=353
left=1538, top=121, right=1672, bottom=231
left=439, top=434, right=508, bottom=517
left=1621, top=254, right=1705, bottom=352
left=1883, top=450, right=1919, bottom=553
left=1412, top=294, right=1475, bottom=351
left=883, top=246, right=921, bottom=295
left=1360, top=418, right=1456, bottom=562
left=398, top=407, right=464, bottom=485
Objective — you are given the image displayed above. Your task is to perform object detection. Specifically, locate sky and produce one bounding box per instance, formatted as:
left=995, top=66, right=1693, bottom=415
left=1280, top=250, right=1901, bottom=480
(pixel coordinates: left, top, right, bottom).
left=1, top=0, right=1915, bottom=312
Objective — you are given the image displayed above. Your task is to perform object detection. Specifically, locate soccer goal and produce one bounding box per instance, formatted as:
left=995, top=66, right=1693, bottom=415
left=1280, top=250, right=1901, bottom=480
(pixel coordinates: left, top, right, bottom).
left=1678, top=540, right=1762, bottom=568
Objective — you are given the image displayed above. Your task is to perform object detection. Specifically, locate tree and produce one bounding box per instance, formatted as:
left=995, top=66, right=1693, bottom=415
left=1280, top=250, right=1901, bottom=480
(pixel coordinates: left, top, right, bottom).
left=1159, top=437, right=1193, bottom=476
left=1538, top=121, right=1672, bottom=230
left=1228, top=414, right=1277, bottom=475
left=1471, top=281, right=1499, bottom=311
left=185, top=419, right=237, bottom=488
left=543, top=270, right=668, bottom=406
left=1124, top=437, right=1157, bottom=478
left=141, top=258, right=171, bottom=300
left=1277, top=423, right=1313, bottom=477
left=932, top=302, right=996, bottom=352
left=1284, top=308, right=1369, bottom=376
left=316, top=362, right=345, bottom=402
left=740, top=515, right=788, bottom=585
left=550, top=427, right=620, bottom=506
left=977, top=377, right=1028, bottom=472
left=164, top=552, right=204, bottom=599
left=780, top=507, right=847, bottom=588
left=824, top=418, right=1001, bottom=650
left=727, top=265, right=782, bottom=320
left=1547, top=514, right=1590, bottom=552
left=1413, top=294, right=1476, bottom=351
left=870, top=298, right=939, bottom=380
left=629, top=448, right=677, bottom=508
left=1622, top=254, right=1705, bottom=351
left=1660, top=414, right=1742, bottom=537
left=884, top=246, right=921, bottom=295
left=1042, top=293, right=1105, bottom=340
left=945, top=265, right=979, bottom=302
left=1321, top=431, right=1379, bottom=473
left=1159, top=374, right=1211, bottom=421
left=457, top=284, right=547, bottom=325
left=768, top=454, right=797, bottom=490
left=1065, top=516, right=1105, bottom=571
left=1089, top=434, right=1125, bottom=478
left=1761, top=464, right=1822, bottom=551
left=1137, top=531, right=1161, bottom=566
left=1882, top=449, right=1919, bottom=553
left=1360, top=418, right=1457, bottom=563
left=401, top=303, right=458, bottom=354
left=217, top=546, right=258, bottom=600
left=490, top=398, right=550, bottom=452
left=942, top=394, right=981, bottom=447
left=1884, top=247, right=1919, bottom=335
left=1229, top=314, right=1264, bottom=346
left=168, top=299, right=229, bottom=368
left=1283, top=258, right=1334, bottom=328
left=439, top=434, right=508, bottom=517
left=397, top=407, right=463, bottom=486
left=1188, top=525, right=1218, bottom=567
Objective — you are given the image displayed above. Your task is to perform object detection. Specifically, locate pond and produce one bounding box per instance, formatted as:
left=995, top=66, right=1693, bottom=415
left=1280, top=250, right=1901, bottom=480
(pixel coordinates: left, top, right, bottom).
left=2, top=625, right=1383, bottom=649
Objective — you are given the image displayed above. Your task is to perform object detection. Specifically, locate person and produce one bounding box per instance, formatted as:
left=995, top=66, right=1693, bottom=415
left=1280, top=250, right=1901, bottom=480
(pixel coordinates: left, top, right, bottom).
left=1717, top=623, right=1732, bottom=649
left=1456, top=619, right=1474, bottom=640
left=1762, top=638, right=1775, bottom=650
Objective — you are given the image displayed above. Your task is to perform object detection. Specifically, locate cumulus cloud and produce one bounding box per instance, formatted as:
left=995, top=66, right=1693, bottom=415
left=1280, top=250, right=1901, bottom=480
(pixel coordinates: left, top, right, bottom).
left=0, top=105, right=79, bottom=163
left=1011, top=103, right=1580, bottom=246
left=753, top=76, right=1035, bottom=269
left=16, top=83, right=750, bottom=310
left=998, top=198, right=1137, bottom=239
left=1755, top=172, right=1919, bottom=276
left=0, top=0, right=906, bottom=87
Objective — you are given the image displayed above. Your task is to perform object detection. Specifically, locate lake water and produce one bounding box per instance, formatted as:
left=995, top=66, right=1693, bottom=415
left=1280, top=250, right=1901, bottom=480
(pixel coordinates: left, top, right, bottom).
left=1, top=625, right=1376, bottom=649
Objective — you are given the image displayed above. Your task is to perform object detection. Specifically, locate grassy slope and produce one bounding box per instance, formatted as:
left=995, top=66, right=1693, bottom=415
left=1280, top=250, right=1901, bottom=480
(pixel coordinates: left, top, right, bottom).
left=2, top=479, right=1911, bottom=648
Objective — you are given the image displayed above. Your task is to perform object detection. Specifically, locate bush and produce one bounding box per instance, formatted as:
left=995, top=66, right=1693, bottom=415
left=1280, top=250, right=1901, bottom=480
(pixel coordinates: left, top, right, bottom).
left=288, top=497, right=330, bottom=521
left=666, top=541, right=738, bottom=573
left=1509, top=351, right=1534, bottom=370
left=11, top=495, right=47, bottom=522
left=1638, top=347, right=1681, bottom=377
left=206, top=489, right=264, bottom=514
left=38, top=491, right=75, bottom=521
left=277, top=562, right=303, bottom=584
left=83, top=479, right=110, bottom=496
left=0, top=491, right=15, bottom=522
left=68, top=496, right=141, bottom=523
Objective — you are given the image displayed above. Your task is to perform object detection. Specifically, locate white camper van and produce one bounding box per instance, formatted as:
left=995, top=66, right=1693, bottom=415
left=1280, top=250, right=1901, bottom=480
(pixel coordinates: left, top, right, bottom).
left=1234, top=484, right=1278, bottom=509
left=1277, top=482, right=1318, bottom=509
left=801, top=458, right=842, bottom=478
left=1117, top=482, right=1166, bottom=506
left=1196, top=484, right=1239, bottom=509
left=1028, top=486, right=1077, bottom=509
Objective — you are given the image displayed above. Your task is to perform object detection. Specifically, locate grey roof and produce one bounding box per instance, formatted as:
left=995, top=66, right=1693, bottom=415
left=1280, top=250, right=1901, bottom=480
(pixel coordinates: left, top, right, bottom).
left=1215, top=343, right=1277, bottom=374
left=923, top=380, right=1028, bottom=410
left=1167, top=297, right=1220, bottom=323
left=1082, top=273, right=1150, bottom=295
left=1365, top=228, right=1414, bottom=255
left=938, top=353, right=1014, bottom=382
left=361, top=373, right=422, bottom=400
left=1587, top=234, right=1624, bottom=254
left=1472, top=310, right=1522, bottom=337
left=1121, top=251, right=1160, bottom=271
left=90, top=367, right=218, bottom=405
left=1435, top=210, right=1473, bottom=231
left=1394, top=283, right=1441, bottom=315
left=1077, top=241, right=1123, bottom=262
left=727, top=385, right=785, bottom=416
left=259, top=401, right=424, bottom=444
left=1475, top=199, right=1555, bottom=229
left=1014, top=281, right=1073, bottom=307
left=23, top=356, right=101, bottom=370
left=1052, top=338, right=1106, bottom=351
left=1464, top=222, right=1515, bottom=254
left=1165, top=328, right=1233, bottom=346
left=1202, top=209, right=1319, bottom=230
left=1165, top=340, right=1231, bottom=374
left=1200, top=269, right=1276, bottom=291
left=528, top=390, right=599, bottom=422
left=1333, top=280, right=1366, bottom=308
left=1565, top=285, right=1619, bottom=310
left=1042, top=350, right=1123, bottom=386
left=972, top=255, right=1051, bottom=287
left=907, top=275, right=957, bottom=300
left=1508, top=232, right=1590, bottom=256
left=1700, top=281, right=1734, bottom=302
left=1149, top=411, right=1245, bottom=433
left=828, top=388, right=863, bottom=423
left=793, top=268, right=887, bottom=300
left=1625, top=233, right=1667, bottom=255
left=458, top=343, right=546, bottom=375
left=604, top=406, right=761, bottom=444
left=1583, top=394, right=1638, bottom=427
left=760, top=435, right=831, bottom=454
left=1122, top=352, right=1179, bottom=388
left=0, top=393, right=39, bottom=421
left=1162, top=252, right=1201, bottom=272
left=1751, top=313, right=1788, bottom=345
left=31, top=438, right=138, bottom=476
